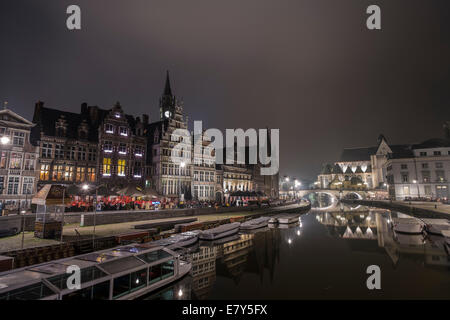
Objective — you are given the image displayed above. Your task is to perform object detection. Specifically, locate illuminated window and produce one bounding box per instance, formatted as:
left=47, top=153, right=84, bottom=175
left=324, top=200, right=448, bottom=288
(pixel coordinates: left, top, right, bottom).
left=103, top=158, right=111, bottom=176
left=52, top=165, right=64, bottom=181
left=0, top=152, right=7, bottom=169
left=119, top=127, right=128, bottom=136
left=105, top=124, right=114, bottom=134
left=118, top=159, right=126, bottom=176
left=88, top=167, right=96, bottom=182
left=76, top=167, right=85, bottom=182
left=40, top=164, right=49, bottom=180
left=64, top=166, right=74, bottom=181
left=9, top=153, right=22, bottom=169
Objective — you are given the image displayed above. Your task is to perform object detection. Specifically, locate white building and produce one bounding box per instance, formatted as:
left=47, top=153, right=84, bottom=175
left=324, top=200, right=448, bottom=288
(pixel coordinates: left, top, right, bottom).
left=385, top=138, right=450, bottom=200
left=0, top=106, right=39, bottom=211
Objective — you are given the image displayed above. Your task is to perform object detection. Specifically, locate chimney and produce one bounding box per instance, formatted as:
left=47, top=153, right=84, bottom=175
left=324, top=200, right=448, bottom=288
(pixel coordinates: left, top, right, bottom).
left=81, top=102, right=88, bottom=114
left=33, top=101, right=44, bottom=123
left=142, top=114, right=149, bottom=125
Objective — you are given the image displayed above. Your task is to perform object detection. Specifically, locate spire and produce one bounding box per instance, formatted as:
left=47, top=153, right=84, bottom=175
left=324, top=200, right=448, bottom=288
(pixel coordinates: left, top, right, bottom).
left=163, top=70, right=172, bottom=96
left=2, top=101, right=8, bottom=110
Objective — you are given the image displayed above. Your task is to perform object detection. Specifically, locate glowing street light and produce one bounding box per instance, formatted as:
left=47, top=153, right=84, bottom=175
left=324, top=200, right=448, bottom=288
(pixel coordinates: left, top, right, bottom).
left=1, top=136, right=10, bottom=145
left=82, top=184, right=89, bottom=191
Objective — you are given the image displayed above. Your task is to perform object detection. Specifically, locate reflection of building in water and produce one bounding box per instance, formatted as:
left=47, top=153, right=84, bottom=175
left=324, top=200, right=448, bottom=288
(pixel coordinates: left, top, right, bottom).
left=190, top=246, right=217, bottom=299
left=216, top=234, right=254, bottom=282
left=245, top=228, right=281, bottom=283
left=317, top=211, right=378, bottom=240
left=215, top=229, right=282, bottom=285
left=317, top=210, right=450, bottom=268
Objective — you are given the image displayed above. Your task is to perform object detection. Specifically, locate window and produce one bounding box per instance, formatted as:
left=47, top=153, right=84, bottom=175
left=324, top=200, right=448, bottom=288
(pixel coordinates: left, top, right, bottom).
left=64, top=166, right=74, bottom=181
left=52, top=165, right=64, bottom=181
left=7, top=177, right=19, bottom=195
left=76, top=167, right=85, bottom=182
left=88, top=148, right=97, bottom=161
left=78, top=147, right=86, bottom=161
left=0, top=152, right=7, bottom=169
left=433, top=151, right=441, bottom=156
left=23, top=154, right=35, bottom=171
left=9, top=153, right=22, bottom=169
left=386, top=165, right=392, bottom=171
left=400, top=164, right=408, bottom=170
left=42, top=143, right=52, bottom=158
left=436, top=162, right=443, bottom=168
left=421, top=163, right=428, bottom=169
left=55, top=144, right=64, bottom=159
left=104, top=141, right=113, bottom=153
left=40, top=164, right=50, bottom=180
left=403, top=185, right=410, bottom=196
left=117, top=159, right=126, bottom=176
left=134, top=146, right=143, bottom=157
left=105, top=123, right=114, bottom=134
left=119, top=127, right=128, bottom=136
left=70, top=146, right=76, bottom=160
left=436, top=170, right=445, bottom=182
left=133, top=162, right=142, bottom=178
left=118, top=143, right=127, bottom=154
left=419, top=151, right=427, bottom=156
left=401, top=173, right=409, bottom=183
left=22, top=177, right=33, bottom=194
left=103, top=158, right=111, bottom=176
left=0, top=176, right=4, bottom=194
left=422, top=171, right=430, bottom=182
left=87, top=167, right=96, bottom=182
left=12, top=131, right=25, bottom=146
left=424, top=185, right=432, bottom=195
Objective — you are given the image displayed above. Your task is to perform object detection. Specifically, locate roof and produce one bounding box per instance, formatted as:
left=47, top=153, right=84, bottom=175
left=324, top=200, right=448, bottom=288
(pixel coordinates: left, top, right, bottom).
left=339, top=147, right=377, bottom=162
left=412, top=138, right=450, bottom=149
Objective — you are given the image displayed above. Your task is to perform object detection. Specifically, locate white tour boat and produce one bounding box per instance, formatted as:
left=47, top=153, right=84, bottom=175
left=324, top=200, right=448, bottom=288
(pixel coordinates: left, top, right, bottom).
left=150, top=230, right=201, bottom=249
left=240, top=217, right=271, bottom=230
left=199, top=222, right=241, bottom=240
left=392, top=218, right=425, bottom=234
left=421, top=219, right=450, bottom=235
left=0, top=244, right=191, bottom=300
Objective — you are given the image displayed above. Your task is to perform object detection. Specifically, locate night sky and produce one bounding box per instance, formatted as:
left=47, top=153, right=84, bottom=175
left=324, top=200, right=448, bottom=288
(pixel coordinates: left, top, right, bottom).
left=1, top=1, right=450, bottom=182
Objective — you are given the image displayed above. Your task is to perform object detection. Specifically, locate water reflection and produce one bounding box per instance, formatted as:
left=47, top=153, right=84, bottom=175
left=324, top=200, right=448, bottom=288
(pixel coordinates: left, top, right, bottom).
left=142, top=209, right=450, bottom=300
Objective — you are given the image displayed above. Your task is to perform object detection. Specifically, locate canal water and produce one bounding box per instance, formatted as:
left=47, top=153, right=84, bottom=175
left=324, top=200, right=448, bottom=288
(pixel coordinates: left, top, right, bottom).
left=142, top=206, right=450, bottom=300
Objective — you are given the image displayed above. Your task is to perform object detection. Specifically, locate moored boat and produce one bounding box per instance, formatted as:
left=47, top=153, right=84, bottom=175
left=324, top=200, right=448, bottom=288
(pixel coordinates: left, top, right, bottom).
left=0, top=244, right=191, bottom=300
left=199, top=222, right=241, bottom=240
left=278, top=215, right=301, bottom=224
left=392, top=218, right=424, bottom=234
left=442, top=230, right=450, bottom=247
left=149, top=230, right=201, bottom=249
left=422, top=219, right=450, bottom=235
left=240, top=217, right=270, bottom=230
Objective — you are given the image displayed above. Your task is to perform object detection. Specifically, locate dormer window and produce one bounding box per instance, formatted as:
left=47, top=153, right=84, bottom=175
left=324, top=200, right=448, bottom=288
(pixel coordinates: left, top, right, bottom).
left=119, top=127, right=128, bottom=136
left=105, top=124, right=114, bottom=134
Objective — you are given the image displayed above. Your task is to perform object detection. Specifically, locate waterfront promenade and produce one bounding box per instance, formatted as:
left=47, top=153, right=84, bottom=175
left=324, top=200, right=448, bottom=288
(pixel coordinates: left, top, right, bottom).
left=0, top=202, right=309, bottom=253
left=342, top=199, right=450, bottom=220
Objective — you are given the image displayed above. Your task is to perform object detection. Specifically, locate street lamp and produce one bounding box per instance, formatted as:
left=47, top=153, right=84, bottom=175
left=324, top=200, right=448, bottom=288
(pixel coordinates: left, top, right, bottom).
left=179, top=161, right=186, bottom=203
left=80, top=183, right=104, bottom=249
left=1, top=136, right=10, bottom=145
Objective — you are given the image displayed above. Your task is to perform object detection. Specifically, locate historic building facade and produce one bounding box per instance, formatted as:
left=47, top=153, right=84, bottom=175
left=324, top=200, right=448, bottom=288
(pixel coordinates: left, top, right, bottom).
left=191, top=131, right=216, bottom=201
left=385, top=138, right=450, bottom=200
left=145, top=72, right=192, bottom=199
left=31, top=101, right=147, bottom=191
left=0, top=106, right=39, bottom=210
left=318, top=135, right=398, bottom=190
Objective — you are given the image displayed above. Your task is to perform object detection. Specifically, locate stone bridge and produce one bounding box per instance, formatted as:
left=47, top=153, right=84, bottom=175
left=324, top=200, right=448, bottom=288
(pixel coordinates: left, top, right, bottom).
left=297, top=189, right=368, bottom=201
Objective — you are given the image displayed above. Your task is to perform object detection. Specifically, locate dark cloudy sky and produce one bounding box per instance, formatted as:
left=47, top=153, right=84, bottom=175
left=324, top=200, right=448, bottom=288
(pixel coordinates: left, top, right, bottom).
left=1, top=0, right=449, bottom=182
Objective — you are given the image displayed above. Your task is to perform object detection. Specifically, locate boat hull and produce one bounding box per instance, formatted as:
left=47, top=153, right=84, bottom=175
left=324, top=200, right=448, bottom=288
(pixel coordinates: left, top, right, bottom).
left=199, top=226, right=240, bottom=240
left=393, top=218, right=424, bottom=234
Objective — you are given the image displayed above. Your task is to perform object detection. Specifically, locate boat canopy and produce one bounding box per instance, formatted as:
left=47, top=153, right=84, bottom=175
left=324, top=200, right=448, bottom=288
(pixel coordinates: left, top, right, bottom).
left=0, top=244, right=178, bottom=300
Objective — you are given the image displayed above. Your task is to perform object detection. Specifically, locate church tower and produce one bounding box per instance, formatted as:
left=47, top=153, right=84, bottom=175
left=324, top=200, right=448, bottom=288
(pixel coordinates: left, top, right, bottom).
left=159, top=71, right=177, bottom=120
